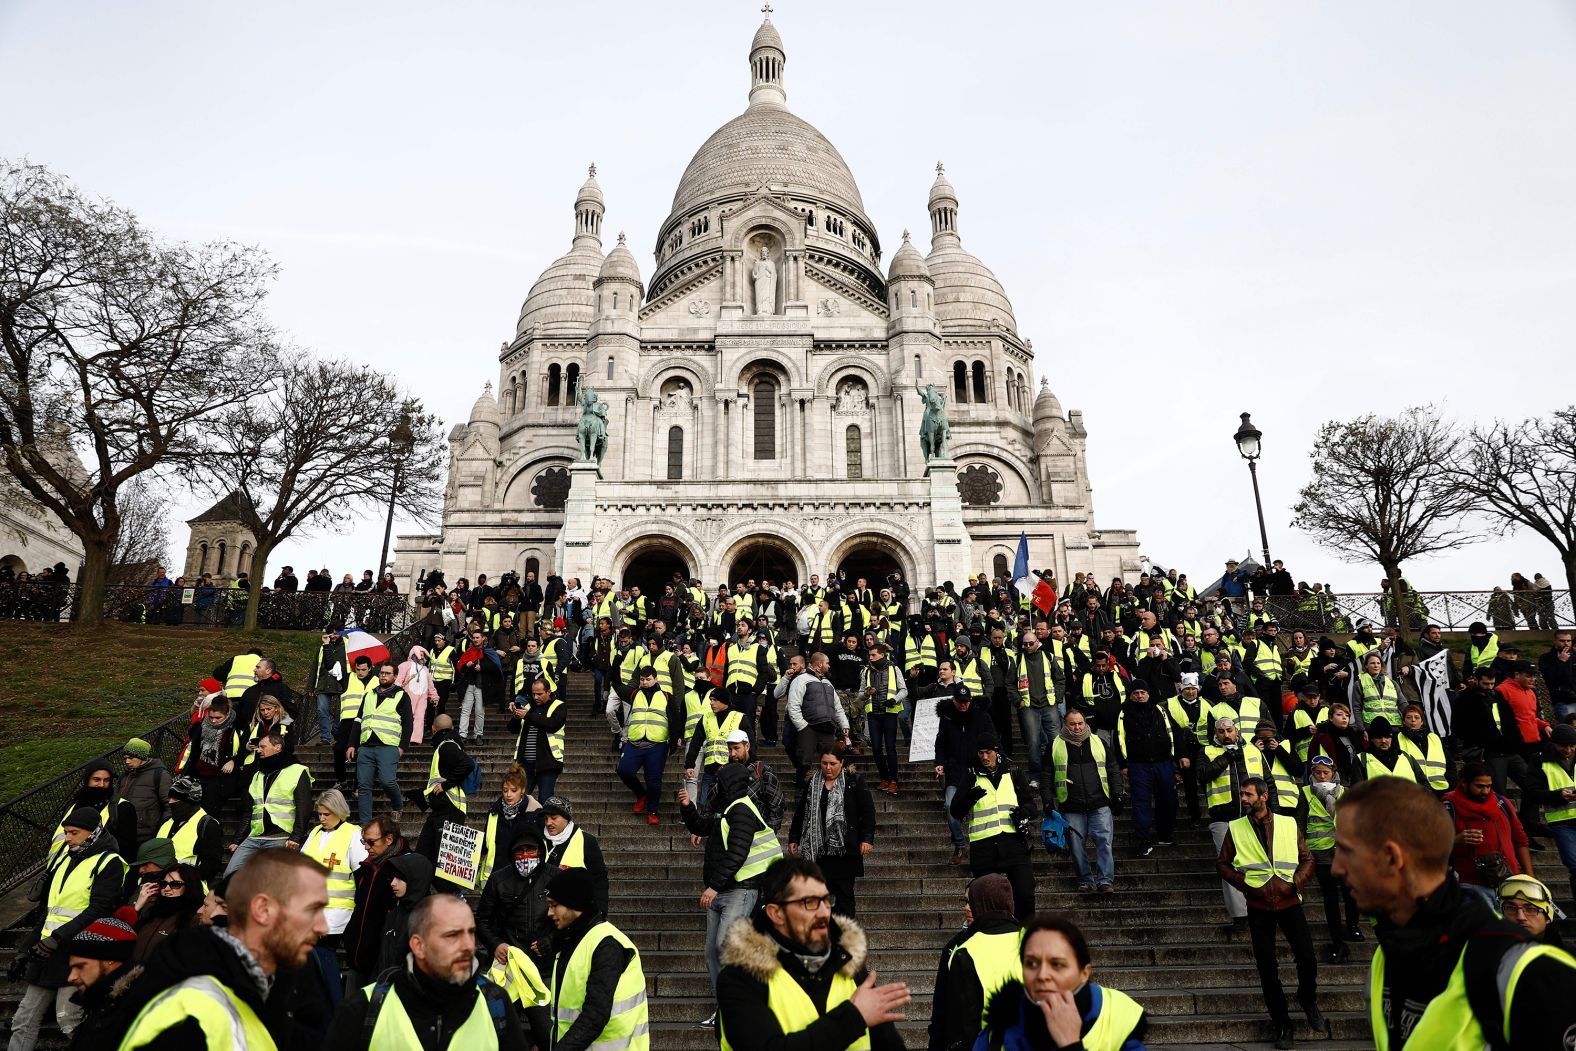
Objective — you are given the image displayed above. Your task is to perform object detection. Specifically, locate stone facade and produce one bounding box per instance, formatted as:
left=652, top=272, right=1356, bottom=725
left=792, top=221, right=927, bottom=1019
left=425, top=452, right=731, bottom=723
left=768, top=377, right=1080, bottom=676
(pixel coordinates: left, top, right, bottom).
left=395, top=14, right=1141, bottom=593
left=182, top=492, right=257, bottom=585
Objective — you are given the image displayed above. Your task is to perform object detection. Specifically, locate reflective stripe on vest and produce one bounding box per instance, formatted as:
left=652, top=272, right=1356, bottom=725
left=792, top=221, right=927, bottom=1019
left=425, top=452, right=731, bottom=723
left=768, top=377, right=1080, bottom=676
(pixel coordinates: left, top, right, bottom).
left=304, top=821, right=359, bottom=911
left=1301, top=784, right=1338, bottom=852
left=904, top=636, right=937, bottom=672
left=1210, top=697, right=1264, bottom=736
left=683, top=690, right=704, bottom=738
left=340, top=675, right=374, bottom=723
left=954, top=655, right=983, bottom=698
left=488, top=945, right=551, bottom=1008
left=248, top=763, right=308, bottom=836
left=1399, top=733, right=1449, bottom=791
left=551, top=921, right=650, bottom=1051
left=363, top=980, right=498, bottom=1049
left=360, top=689, right=405, bottom=745
left=861, top=665, right=903, bottom=715
left=1543, top=759, right=1576, bottom=823
left=949, top=929, right=1023, bottom=1026
left=1266, top=754, right=1300, bottom=810
left=157, top=809, right=211, bottom=866
left=723, top=796, right=784, bottom=881
left=1229, top=813, right=1300, bottom=890
left=1051, top=736, right=1109, bottom=806
left=967, top=771, right=1019, bottom=841
left=429, top=740, right=468, bottom=813
left=118, top=974, right=274, bottom=1051
left=1167, top=698, right=1211, bottom=748
left=726, top=644, right=763, bottom=690
left=42, top=850, right=125, bottom=938
left=1359, top=674, right=1401, bottom=727
left=700, top=711, right=743, bottom=767
left=516, top=700, right=566, bottom=762
left=430, top=645, right=456, bottom=682
left=721, top=967, right=869, bottom=1051
left=225, top=654, right=262, bottom=699
left=627, top=692, right=671, bottom=744
left=1204, top=745, right=1265, bottom=810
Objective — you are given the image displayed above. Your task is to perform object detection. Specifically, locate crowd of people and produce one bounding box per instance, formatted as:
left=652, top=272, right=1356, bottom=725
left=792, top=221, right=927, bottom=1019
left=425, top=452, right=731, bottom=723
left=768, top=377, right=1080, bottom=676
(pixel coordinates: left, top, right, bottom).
left=11, top=556, right=1576, bottom=1051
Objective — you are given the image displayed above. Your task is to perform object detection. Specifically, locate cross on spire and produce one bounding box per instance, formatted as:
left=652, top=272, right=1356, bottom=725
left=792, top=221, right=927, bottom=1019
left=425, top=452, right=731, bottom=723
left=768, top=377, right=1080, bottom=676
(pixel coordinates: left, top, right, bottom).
left=761, top=3, right=773, bottom=19
left=936, top=160, right=945, bottom=175
left=588, top=163, right=597, bottom=177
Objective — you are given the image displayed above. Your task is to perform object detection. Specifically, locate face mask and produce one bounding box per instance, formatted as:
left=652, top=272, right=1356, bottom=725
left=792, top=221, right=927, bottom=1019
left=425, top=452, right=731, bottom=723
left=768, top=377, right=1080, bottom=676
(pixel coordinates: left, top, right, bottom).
left=514, top=852, right=540, bottom=877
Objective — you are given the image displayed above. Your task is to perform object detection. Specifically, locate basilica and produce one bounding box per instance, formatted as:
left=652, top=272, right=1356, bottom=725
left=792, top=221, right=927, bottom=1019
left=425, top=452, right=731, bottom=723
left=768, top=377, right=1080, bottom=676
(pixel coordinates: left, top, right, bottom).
left=393, top=13, right=1140, bottom=596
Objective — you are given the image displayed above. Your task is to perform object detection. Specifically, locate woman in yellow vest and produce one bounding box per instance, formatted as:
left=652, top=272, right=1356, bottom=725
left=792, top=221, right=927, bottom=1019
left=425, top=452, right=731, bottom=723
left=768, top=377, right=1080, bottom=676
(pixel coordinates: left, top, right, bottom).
left=1360, top=718, right=1427, bottom=784
left=1300, top=757, right=1361, bottom=964
left=974, top=914, right=1146, bottom=1051
left=301, top=788, right=365, bottom=944
left=1396, top=704, right=1452, bottom=795
left=1355, top=652, right=1402, bottom=729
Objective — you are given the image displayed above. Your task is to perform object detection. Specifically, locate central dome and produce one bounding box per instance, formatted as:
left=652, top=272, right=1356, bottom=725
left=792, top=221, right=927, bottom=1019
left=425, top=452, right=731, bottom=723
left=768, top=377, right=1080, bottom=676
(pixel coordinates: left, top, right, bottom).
left=670, top=105, right=868, bottom=223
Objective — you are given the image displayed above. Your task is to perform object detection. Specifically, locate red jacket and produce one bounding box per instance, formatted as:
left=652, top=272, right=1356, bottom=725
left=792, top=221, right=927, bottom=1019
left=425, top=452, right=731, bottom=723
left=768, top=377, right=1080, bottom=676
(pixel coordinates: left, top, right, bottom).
left=1496, top=680, right=1547, bottom=745
left=1443, top=786, right=1527, bottom=885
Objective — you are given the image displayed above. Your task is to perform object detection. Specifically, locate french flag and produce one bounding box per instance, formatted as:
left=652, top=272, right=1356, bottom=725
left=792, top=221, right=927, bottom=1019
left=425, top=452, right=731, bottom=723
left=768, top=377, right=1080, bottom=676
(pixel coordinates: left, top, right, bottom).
left=1011, top=533, right=1056, bottom=614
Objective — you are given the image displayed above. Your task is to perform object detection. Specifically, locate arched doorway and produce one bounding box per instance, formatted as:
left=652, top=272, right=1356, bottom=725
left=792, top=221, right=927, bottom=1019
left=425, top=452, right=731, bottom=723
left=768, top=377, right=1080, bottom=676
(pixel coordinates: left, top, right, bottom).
left=618, top=540, right=693, bottom=603
left=726, top=538, right=800, bottom=588
left=837, top=543, right=903, bottom=593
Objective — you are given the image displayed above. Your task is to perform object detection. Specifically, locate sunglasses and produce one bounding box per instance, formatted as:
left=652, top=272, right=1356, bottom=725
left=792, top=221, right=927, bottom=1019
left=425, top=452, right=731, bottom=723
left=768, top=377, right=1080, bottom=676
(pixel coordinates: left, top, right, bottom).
left=160, top=879, right=186, bottom=889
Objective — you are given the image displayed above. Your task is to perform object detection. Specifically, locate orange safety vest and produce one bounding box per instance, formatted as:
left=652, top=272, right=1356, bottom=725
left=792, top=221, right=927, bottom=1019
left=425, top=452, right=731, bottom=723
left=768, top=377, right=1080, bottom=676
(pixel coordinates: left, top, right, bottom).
left=705, top=647, right=728, bottom=687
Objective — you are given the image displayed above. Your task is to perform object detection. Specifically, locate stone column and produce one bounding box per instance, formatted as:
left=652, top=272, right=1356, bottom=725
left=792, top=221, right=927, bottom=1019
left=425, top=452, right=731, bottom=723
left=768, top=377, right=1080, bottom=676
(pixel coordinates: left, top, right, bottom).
left=554, top=462, right=601, bottom=587
left=925, top=458, right=971, bottom=585
left=714, top=394, right=730, bottom=481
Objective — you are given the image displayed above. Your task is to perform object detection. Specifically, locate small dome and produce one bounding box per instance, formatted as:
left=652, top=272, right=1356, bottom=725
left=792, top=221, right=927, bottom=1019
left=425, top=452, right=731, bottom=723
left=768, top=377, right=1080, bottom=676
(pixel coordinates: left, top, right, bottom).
left=928, top=161, right=958, bottom=208
left=886, top=229, right=930, bottom=282
left=598, top=232, right=643, bottom=285
left=1033, top=377, right=1064, bottom=425
left=516, top=242, right=604, bottom=337
left=576, top=164, right=604, bottom=209
left=751, top=17, right=784, bottom=54
left=927, top=241, right=1017, bottom=332
left=469, top=382, right=501, bottom=428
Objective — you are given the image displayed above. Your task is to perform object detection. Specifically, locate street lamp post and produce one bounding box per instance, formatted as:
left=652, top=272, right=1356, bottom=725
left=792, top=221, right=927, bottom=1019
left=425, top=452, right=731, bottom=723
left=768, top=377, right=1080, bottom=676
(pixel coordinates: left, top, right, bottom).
left=378, top=413, right=417, bottom=584
left=1233, top=412, right=1272, bottom=565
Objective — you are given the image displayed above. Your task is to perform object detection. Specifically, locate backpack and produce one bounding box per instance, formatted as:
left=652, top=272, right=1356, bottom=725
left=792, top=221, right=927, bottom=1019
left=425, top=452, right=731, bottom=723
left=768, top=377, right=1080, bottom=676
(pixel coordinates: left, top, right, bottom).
left=460, top=755, right=483, bottom=796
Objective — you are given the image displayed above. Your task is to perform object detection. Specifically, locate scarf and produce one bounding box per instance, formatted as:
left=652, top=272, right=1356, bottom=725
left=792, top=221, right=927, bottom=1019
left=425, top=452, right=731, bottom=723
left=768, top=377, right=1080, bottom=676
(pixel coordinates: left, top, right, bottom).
left=798, top=772, right=847, bottom=862
left=213, top=925, right=274, bottom=999
left=1060, top=721, right=1091, bottom=745
left=499, top=798, right=525, bottom=822
left=545, top=821, right=576, bottom=848
left=69, top=825, right=104, bottom=857
left=200, top=712, right=235, bottom=767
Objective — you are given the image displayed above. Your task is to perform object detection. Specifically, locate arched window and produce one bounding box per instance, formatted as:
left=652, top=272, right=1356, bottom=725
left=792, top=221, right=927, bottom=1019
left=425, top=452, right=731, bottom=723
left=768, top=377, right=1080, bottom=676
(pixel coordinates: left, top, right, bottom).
left=845, top=425, right=863, bottom=480
left=953, top=361, right=968, bottom=403
left=606, top=356, right=614, bottom=380
left=752, top=377, right=777, bottom=460
left=198, top=542, right=209, bottom=574
left=1005, top=372, right=1016, bottom=411
left=1019, top=378, right=1029, bottom=413
left=238, top=542, right=251, bottom=575
left=910, top=290, right=917, bottom=308
left=565, top=363, right=580, bottom=402
left=972, top=361, right=988, bottom=403
left=216, top=540, right=227, bottom=575
left=547, top=364, right=562, bottom=407
left=993, top=553, right=1009, bottom=582
left=667, top=426, right=684, bottom=480
left=525, top=557, right=541, bottom=579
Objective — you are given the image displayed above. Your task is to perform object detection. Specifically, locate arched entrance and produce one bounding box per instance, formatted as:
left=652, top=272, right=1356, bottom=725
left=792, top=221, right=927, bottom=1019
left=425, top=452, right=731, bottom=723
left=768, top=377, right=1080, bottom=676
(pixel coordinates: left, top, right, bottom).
left=725, top=538, right=800, bottom=588
left=836, top=543, right=903, bottom=592
left=616, top=539, right=694, bottom=602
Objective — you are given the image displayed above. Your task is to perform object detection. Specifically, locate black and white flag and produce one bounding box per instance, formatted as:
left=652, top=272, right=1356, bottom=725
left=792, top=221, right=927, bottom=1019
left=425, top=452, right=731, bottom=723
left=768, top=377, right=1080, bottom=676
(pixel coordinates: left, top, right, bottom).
left=1410, top=648, right=1453, bottom=736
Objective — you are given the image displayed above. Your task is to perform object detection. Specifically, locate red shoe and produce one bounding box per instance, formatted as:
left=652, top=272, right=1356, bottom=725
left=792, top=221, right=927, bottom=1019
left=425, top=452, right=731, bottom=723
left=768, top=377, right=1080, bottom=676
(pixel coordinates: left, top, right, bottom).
left=646, top=813, right=661, bottom=825
left=633, top=798, right=647, bottom=814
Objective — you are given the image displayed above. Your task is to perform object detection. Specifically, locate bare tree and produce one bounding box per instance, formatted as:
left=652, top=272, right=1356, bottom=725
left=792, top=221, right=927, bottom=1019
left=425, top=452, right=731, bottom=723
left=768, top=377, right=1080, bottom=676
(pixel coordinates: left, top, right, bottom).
left=199, top=352, right=447, bottom=630
left=0, top=160, right=271, bottom=625
left=1449, top=408, right=1576, bottom=594
left=107, top=478, right=172, bottom=585
left=1293, top=407, right=1481, bottom=640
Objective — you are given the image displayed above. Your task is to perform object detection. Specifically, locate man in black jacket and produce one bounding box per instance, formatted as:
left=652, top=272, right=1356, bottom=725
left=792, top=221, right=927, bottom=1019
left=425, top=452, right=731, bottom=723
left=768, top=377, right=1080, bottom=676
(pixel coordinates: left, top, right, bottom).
left=1117, top=680, right=1178, bottom=856
left=477, top=824, right=553, bottom=965
left=949, top=734, right=1038, bottom=918
left=414, top=715, right=473, bottom=893
left=521, top=569, right=545, bottom=636
left=717, top=857, right=907, bottom=1051
left=931, top=686, right=994, bottom=866
left=543, top=867, right=646, bottom=1051
left=937, top=873, right=1021, bottom=1051
left=345, top=813, right=409, bottom=986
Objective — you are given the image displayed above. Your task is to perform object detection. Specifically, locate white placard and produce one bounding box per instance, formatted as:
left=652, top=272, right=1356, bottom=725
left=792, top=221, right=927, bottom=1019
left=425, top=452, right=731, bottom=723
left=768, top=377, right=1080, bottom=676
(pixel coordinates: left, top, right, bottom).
left=437, top=820, right=482, bottom=886
left=908, top=699, right=941, bottom=763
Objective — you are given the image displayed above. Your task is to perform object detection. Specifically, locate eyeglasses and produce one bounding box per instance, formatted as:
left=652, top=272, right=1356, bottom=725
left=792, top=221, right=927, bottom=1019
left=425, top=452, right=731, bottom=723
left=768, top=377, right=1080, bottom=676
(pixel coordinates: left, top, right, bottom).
left=777, top=893, right=836, bottom=912
left=160, top=879, right=186, bottom=889
left=1500, top=899, right=1546, bottom=917
left=362, top=835, right=387, bottom=846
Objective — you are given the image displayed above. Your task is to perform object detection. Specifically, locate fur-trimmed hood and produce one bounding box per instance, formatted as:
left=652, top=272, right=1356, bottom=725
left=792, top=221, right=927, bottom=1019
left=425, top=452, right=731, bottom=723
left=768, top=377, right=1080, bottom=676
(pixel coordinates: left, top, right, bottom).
left=983, top=977, right=1029, bottom=1036
left=720, top=914, right=868, bottom=982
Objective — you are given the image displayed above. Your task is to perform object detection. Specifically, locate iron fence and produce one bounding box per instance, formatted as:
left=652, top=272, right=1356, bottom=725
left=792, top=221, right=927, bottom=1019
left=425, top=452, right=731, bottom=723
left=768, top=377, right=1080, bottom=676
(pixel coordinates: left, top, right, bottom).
left=0, top=583, right=416, bottom=633
left=1224, top=590, right=1571, bottom=633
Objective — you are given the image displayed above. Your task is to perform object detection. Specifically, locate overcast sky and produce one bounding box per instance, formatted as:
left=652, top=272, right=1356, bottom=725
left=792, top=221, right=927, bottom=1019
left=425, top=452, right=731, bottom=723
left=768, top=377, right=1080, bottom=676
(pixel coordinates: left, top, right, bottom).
left=4, top=0, right=1573, bottom=592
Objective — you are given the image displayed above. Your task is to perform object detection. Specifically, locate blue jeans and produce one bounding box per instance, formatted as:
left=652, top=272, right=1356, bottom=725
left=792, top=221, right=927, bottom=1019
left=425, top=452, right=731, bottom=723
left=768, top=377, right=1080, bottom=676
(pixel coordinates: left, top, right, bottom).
left=526, top=766, right=558, bottom=803
left=1065, top=807, right=1114, bottom=887
left=705, top=888, right=758, bottom=996
left=1127, top=760, right=1178, bottom=844
left=617, top=742, right=668, bottom=815
left=316, top=692, right=336, bottom=742
left=356, top=743, right=403, bottom=824
left=867, top=713, right=899, bottom=782
left=225, top=834, right=288, bottom=876
left=1017, top=704, right=1060, bottom=782
left=943, top=784, right=965, bottom=848
left=1552, top=822, right=1576, bottom=878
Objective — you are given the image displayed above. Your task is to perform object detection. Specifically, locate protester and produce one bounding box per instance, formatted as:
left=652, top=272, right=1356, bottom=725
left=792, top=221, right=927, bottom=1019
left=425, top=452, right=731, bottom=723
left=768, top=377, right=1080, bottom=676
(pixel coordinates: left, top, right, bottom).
left=788, top=746, right=876, bottom=916
left=350, top=661, right=412, bottom=824
left=1046, top=712, right=1118, bottom=894
left=1297, top=757, right=1359, bottom=963
left=545, top=867, right=649, bottom=1051
left=950, top=733, right=1038, bottom=918
left=345, top=813, right=409, bottom=986
left=130, top=861, right=203, bottom=963
left=117, top=738, right=170, bottom=850
left=154, top=776, right=224, bottom=887
left=226, top=731, right=313, bottom=875
left=939, top=874, right=1022, bottom=1051
left=61, top=906, right=139, bottom=1051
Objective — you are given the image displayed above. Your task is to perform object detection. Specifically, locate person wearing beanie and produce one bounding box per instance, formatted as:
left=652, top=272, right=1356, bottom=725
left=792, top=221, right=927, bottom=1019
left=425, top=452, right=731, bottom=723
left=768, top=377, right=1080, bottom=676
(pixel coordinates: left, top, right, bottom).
left=1530, top=723, right=1576, bottom=906
left=11, top=805, right=127, bottom=1051
left=540, top=797, right=609, bottom=919
left=1116, top=678, right=1177, bottom=856
left=1360, top=718, right=1427, bottom=784
left=154, top=776, right=224, bottom=887
left=544, top=865, right=648, bottom=1051
left=63, top=905, right=139, bottom=1051
left=950, top=732, right=1038, bottom=916
left=117, top=738, right=170, bottom=852
left=45, top=760, right=137, bottom=868
left=1166, top=673, right=1211, bottom=827
left=933, top=672, right=996, bottom=867
left=938, top=873, right=1022, bottom=1051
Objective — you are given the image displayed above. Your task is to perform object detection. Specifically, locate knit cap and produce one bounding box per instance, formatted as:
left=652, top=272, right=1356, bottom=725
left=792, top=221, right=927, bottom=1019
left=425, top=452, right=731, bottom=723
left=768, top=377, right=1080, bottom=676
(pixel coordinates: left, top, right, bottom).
left=966, top=873, right=1015, bottom=917
left=61, top=807, right=101, bottom=832
left=546, top=867, right=596, bottom=912
left=65, top=906, right=139, bottom=962
left=168, top=776, right=203, bottom=804
left=134, top=838, right=177, bottom=870
left=123, top=738, right=152, bottom=760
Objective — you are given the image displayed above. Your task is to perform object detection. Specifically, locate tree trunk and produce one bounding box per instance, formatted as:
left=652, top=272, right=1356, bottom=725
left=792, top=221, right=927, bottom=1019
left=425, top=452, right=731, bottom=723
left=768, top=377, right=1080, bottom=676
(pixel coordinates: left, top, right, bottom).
left=72, top=537, right=114, bottom=628
left=241, top=536, right=276, bottom=633
left=1382, top=562, right=1411, bottom=644
left=1562, top=550, right=1576, bottom=606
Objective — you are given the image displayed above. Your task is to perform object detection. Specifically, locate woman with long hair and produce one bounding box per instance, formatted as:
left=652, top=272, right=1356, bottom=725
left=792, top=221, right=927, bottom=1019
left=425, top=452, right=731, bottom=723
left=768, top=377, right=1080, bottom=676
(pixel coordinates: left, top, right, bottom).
left=131, top=862, right=204, bottom=963
left=788, top=746, right=876, bottom=916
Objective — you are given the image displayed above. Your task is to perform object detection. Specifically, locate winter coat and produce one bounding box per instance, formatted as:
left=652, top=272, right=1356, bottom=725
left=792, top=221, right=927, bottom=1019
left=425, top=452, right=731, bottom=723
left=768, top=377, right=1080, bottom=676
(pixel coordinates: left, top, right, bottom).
left=118, top=759, right=171, bottom=844
left=475, top=825, right=553, bottom=958
left=23, top=831, right=125, bottom=988
left=325, top=955, right=528, bottom=1051
left=788, top=770, right=877, bottom=876
left=976, top=979, right=1147, bottom=1051
left=1216, top=812, right=1313, bottom=910
left=933, top=696, right=997, bottom=789
left=681, top=770, right=769, bottom=892
left=346, top=837, right=410, bottom=974
left=379, top=853, right=435, bottom=972
left=311, top=637, right=348, bottom=695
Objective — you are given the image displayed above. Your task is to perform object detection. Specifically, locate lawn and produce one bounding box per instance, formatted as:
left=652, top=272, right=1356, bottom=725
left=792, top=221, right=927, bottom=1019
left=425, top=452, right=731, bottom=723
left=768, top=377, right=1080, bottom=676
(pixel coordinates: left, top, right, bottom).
left=0, top=622, right=322, bottom=801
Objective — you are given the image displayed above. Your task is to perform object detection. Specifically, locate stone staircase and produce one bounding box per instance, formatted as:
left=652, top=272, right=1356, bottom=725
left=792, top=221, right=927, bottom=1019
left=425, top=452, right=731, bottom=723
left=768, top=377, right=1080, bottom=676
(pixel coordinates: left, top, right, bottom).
left=1, top=666, right=1380, bottom=1049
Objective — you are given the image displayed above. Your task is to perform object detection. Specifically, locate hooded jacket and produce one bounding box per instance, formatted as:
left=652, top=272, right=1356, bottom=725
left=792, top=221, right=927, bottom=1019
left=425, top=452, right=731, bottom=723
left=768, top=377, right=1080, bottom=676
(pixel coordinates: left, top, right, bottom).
left=379, top=853, right=435, bottom=973
left=949, top=759, right=1036, bottom=867
left=118, top=759, right=171, bottom=844
left=680, top=763, right=768, bottom=891
left=61, top=761, right=139, bottom=863
left=716, top=913, right=903, bottom=1051
left=933, top=695, right=997, bottom=789
left=347, top=836, right=411, bottom=974
left=476, top=825, right=553, bottom=958
left=25, top=829, right=125, bottom=988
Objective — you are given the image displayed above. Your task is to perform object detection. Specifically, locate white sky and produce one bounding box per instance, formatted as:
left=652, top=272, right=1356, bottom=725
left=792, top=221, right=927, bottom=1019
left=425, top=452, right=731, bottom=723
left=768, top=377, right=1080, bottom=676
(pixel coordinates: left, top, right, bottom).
left=4, top=0, right=1574, bottom=592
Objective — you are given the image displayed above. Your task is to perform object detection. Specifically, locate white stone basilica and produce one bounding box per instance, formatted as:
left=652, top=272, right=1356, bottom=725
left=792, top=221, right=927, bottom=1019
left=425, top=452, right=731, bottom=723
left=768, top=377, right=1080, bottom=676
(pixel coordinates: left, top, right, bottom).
left=394, top=13, right=1140, bottom=595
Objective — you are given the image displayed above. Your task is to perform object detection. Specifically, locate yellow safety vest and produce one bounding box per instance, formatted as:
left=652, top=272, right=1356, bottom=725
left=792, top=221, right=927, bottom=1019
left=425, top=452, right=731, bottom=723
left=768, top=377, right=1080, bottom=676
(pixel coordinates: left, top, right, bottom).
left=1203, top=744, right=1265, bottom=810
left=722, top=967, right=869, bottom=1051
left=1229, top=813, right=1300, bottom=891
left=157, top=809, right=212, bottom=867
left=428, top=739, right=469, bottom=813
left=1467, top=637, right=1498, bottom=672
left=361, top=980, right=499, bottom=1050
left=950, top=929, right=1023, bottom=1026
left=1399, top=733, right=1449, bottom=791
left=551, top=922, right=649, bottom=1051
left=627, top=691, right=671, bottom=744
left=723, top=796, right=784, bottom=881
left=488, top=945, right=550, bottom=1009
left=554, top=827, right=588, bottom=870
left=1358, top=673, right=1401, bottom=727
left=1265, top=751, right=1300, bottom=810
left=1301, top=784, right=1339, bottom=852
left=700, top=710, right=744, bottom=768
left=42, top=849, right=125, bottom=938
left=359, top=688, right=406, bottom=746
left=117, top=974, right=274, bottom=1051
left=240, top=720, right=290, bottom=769
left=861, top=664, right=904, bottom=715
left=429, top=645, right=456, bottom=682
left=1363, top=753, right=1420, bottom=783
left=1167, top=697, right=1211, bottom=748
left=1289, top=707, right=1317, bottom=763
left=515, top=699, right=565, bottom=763
left=903, top=635, right=937, bottom=673
left=247, top=763, right=308, bottom=836
left=810, top=612, right=838, bottom=645
left=1080, top=672, right=1126, bottom=709
left=1246, top=641, right=1282, bottom=680
left=1210, top=696, right=1265, bottom=736
left=1051, top=736, right=1109, bottom=806
left=1081, top=986, right=1147, bottom=1051
left=967, top=770, right=1019, bottom=842
left=224, top=654, right=262, bottom=699
left=1017, top=653, right=1058, bottom=708
left=954, top=654, right=983, bottom=697
left=340, top=674, right=375, bottom=723
left=725, top=643, right=766, bottom=690
left=683, top=689, right=705, bottom=739
left=303, top=821, right=359, bottom=913
left=1543, top=759, right=1576, bottom=824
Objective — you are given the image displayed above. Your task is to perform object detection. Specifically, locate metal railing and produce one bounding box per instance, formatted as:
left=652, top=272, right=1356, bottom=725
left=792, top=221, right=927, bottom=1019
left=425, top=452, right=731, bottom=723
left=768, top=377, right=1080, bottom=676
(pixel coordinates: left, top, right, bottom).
left=0, top=582, right=416, bottom=633
left=1215, top=589, right=1571, bottom=633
